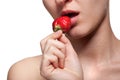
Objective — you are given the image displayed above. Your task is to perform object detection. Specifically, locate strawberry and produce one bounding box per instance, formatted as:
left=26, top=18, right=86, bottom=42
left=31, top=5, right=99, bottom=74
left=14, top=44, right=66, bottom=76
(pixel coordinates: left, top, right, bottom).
left=52, top=16, right=71, bottom=33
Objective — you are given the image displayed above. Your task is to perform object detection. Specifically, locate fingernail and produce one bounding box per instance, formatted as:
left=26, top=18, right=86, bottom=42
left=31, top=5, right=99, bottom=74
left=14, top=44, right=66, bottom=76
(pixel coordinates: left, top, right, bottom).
left=56, top=30, right=62, bottom=34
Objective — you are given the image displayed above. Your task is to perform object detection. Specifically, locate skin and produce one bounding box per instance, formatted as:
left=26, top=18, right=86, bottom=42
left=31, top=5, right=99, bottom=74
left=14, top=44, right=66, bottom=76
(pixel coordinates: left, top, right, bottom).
left=7, top=0, right=120, bottom=80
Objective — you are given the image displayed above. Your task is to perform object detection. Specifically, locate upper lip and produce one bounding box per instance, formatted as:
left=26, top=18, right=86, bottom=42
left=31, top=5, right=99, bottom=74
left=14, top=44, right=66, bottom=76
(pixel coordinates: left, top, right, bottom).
left=61, top=10, right=79, bottom=18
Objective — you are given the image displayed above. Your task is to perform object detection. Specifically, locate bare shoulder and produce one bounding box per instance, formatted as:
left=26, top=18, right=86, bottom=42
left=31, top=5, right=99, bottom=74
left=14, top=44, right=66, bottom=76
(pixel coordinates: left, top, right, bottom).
left=7, top=55, right=46, bottom=80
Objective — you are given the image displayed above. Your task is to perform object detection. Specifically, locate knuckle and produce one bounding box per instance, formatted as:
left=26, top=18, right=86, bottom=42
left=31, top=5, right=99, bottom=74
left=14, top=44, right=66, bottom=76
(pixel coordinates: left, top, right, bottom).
left=40, top=55, right=51, bottom=77
left=44, top=54, right=57, bottom=62
left=47, top=46, right=55, bottom=54
left=61, top=44, right=65, bottom=49
left=60, top=53, right=65, bottom=59
left=40, top=39, right=45, bottom=46
left=52, top=56, right=57, bottom=61
left=48, top=54, right=57, bottom=62
left=40, top=69, right=49, bottom=79
left=46, top=39, right=52, bottom=45
left=40, top=64, right=46, bottom=78
left=49, top=46, right=54, bottom=51
left=43, top=54, right=49, bottom=60
left=40, top=69, right=44, bottom=76
left=52, top=49, right=65, bottom=59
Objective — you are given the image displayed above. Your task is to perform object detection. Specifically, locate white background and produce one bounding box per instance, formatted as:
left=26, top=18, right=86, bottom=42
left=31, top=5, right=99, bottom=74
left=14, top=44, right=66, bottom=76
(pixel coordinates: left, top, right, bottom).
left=0, top=0, right=120, bottom=80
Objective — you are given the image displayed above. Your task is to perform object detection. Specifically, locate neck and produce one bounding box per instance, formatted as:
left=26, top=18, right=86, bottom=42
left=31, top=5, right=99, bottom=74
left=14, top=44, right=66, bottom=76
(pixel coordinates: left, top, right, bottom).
left=67, top=12, right=119, bottom=64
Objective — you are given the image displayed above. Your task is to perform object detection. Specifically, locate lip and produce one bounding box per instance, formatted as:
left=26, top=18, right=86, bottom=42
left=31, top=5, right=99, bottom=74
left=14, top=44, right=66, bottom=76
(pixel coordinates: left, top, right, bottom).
left=61, top=10, right=79, bottom=27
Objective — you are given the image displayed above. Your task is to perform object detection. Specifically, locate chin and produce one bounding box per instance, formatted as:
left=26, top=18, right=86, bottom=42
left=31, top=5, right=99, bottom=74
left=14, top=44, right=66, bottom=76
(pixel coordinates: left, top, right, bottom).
left=67, top=30, right=86, bottom=39
left=67, top=27, right=93, bottom=40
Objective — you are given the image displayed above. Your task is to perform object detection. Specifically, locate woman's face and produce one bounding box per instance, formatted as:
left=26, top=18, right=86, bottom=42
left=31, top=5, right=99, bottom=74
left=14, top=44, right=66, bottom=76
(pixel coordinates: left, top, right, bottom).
left=43, top=0, right=109, bottom=38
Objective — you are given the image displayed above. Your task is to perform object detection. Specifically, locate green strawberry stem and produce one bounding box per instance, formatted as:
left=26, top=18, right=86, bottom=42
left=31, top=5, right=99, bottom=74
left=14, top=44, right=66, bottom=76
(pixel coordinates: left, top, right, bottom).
left=54, top=25, right=61, bottom=32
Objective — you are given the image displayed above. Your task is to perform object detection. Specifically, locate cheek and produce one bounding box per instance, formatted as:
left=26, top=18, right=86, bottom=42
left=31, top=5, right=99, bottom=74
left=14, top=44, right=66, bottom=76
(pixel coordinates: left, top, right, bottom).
left=80, top=10, right=105, bottom=34
left=82, top=1, right=108, bottom=29
left=82, top=0, right=108, bottom=19
left=42, top=0, right=57, bottom=18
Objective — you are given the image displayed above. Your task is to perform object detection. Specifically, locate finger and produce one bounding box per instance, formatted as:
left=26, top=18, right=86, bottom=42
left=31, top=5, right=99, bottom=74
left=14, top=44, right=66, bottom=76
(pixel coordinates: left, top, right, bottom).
left=45, top=46, right=65, bottom=68
left=40, top=30, right=63, bottom=53
left=44, top=39, right=66, bottom=54
left=40, top=54, right=58, bottom=78
left=59, top=34, right=78, bottom=57
left=49, top=30, right=63, bottom=39
left=58, top=34, right=70, bottom=44
left=42, top=54, right=58, bottom=69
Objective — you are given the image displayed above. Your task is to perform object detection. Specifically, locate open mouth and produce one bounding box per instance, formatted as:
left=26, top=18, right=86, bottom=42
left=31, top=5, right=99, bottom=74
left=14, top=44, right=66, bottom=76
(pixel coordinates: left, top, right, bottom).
left=61, top=11, right=79, bottom=18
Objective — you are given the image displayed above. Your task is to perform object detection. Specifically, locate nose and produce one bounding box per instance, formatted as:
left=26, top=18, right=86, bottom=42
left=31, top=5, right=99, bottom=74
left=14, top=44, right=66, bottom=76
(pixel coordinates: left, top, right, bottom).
left=55, top=0, right=72, bottom=5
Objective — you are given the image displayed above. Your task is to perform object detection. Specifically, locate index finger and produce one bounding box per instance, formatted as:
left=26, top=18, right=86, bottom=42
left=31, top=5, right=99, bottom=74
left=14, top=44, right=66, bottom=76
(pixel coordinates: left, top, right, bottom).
left=40, top=30, right=63, bottom=52
left=50, top=30, right=63, bottom=39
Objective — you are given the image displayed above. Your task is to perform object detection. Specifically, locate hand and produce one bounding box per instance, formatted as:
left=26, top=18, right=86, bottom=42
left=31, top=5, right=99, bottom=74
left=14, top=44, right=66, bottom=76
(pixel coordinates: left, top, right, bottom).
left=40, top=30, right=83, bottom=80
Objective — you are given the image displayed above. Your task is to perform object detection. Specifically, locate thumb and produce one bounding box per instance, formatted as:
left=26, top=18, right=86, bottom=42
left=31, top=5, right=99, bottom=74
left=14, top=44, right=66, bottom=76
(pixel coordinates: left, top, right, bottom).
left=59, top=34, right=78, bottom=58
left=59, top=34, right=80, bottom=70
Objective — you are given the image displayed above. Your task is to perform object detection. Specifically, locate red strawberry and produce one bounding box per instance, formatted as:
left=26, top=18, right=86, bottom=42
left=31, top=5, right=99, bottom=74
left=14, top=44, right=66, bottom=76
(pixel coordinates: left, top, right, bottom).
left=52, top=16, right=71, bottom=33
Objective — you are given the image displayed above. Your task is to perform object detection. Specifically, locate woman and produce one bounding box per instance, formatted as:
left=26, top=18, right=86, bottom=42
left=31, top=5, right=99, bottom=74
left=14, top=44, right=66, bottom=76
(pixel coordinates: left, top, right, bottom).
left=8, top=0, right=120, bottom=80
